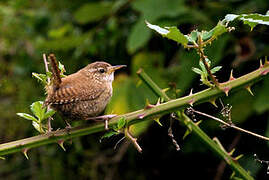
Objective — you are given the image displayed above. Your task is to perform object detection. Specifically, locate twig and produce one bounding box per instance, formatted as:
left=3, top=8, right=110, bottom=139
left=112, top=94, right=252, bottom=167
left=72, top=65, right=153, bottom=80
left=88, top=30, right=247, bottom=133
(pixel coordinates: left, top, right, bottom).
left=125, top=128, right=142, bottom=153
left=113, top=136, right=125, bottom=150
left=197, top=35, right=220, bottom=87
left=42, top=53, right=50, bottom=84
left=254, top=154, right=269, bottom=174
left=168, top=113, right=180, bottom=151
left=42, top=53, right=53, bottom=132
left=188, top=107, right=269, bottom=141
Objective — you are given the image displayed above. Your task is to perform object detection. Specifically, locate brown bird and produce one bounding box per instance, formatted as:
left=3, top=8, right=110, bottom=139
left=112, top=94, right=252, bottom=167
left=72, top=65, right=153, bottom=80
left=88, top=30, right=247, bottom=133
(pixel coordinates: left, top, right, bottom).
left=45, top=54, right=126, bottom=128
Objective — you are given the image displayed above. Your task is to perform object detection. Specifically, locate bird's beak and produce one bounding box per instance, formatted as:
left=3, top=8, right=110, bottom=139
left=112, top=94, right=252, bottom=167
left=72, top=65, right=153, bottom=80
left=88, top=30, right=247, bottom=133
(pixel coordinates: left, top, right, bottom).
left=108, top=65, right=127, bottom=74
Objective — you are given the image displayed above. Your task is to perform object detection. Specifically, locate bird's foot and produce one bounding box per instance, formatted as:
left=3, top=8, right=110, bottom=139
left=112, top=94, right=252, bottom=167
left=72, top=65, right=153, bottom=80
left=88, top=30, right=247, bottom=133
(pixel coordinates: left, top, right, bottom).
left=86, top=114, right=117, bottom=130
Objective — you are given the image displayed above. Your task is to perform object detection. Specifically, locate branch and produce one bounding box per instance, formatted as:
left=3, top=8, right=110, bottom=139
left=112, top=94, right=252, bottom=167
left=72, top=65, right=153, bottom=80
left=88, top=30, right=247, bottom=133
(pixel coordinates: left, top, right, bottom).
left=137, top=68, right=264, bottom=180
left=0, top=60, right=268, bottom=169
left=189, top=107, right=269, bottom=141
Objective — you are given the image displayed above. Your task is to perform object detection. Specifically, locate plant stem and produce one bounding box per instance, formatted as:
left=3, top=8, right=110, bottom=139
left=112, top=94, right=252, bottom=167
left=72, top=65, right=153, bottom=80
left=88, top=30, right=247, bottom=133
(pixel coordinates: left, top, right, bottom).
left=137, top=68, right=170, bottom=101
left=0, top=62, right=268, bottom=167
left=137, top=69, right=254, bottom=180
left=179, top=112, right=253, bottom=180
left=190, top=108, right=269, bottom=141
left=197, top=35, right=220, bottom=87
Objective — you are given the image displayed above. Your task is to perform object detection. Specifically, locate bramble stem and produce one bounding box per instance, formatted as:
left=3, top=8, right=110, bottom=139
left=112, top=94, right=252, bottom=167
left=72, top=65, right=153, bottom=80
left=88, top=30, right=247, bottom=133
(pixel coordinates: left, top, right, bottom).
left=0, top=62, right=267, bottom=177
left=137, top=69, right=254, bottom=180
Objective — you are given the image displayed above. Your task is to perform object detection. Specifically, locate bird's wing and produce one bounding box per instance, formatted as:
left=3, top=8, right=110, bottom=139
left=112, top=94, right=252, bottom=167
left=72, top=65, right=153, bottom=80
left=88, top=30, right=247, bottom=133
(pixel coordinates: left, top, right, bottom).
left=45, top=83, right=106, bottom=105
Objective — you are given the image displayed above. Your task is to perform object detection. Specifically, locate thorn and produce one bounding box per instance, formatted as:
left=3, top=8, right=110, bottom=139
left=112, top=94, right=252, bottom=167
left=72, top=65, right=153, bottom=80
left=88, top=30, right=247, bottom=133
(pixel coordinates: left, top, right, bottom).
left=245, top=85, right=254, bottom=96
left=57, top=139, right=66, bottom=151
left=228, top=148, right=235, bottom=156
left=156, top=98, right=161, bottom=106
left=265, top=56, right=269, bottom=66
left=189, top=88, right=193, bottom=96
left=188, top=98, right=195, bottom=106
left=153, top=116, right=162, bottom=126
left=229, top=69, right=236, bottom=81
left=162, top=88, right=170, bottom=93
left=183, top=129, right=191, bottom=140
left=260, top=59, right=264, bottom=68
left=22, top=148, right=29, bottom=160
left=222, top=87, right=230, bottom=96
left=234, top=154, right=244, bottom=161
left=137, top=113, right=146, bottom=119
left=209, top=98, right=218, bottom=108
left=195, top=120, right=202, bottom=126
left=144, top=99, right=155, bottom=109
left=261, top=69, right=269, bottom=76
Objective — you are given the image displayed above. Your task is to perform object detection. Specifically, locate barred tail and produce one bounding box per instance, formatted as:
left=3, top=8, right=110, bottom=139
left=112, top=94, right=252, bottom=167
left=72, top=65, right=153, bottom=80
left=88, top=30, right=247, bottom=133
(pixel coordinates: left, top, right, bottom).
left=48, top=53, right=62, bottom=90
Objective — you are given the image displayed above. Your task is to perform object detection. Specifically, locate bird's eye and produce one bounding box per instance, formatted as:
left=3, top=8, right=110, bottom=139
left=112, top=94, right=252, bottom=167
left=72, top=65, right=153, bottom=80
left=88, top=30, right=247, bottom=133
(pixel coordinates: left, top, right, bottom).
left=98, top=68, right=105, bottom=73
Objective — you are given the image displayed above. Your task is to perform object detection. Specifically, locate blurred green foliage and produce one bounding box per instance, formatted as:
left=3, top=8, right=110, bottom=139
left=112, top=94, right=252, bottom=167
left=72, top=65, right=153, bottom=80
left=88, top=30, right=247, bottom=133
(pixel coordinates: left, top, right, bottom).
left=0, top=0, right=268, bottom=179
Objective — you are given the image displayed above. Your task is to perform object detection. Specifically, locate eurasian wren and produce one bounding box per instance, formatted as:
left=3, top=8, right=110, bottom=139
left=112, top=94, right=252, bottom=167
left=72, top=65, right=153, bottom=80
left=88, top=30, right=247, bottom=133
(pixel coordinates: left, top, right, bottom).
left=45, top=54, right=126, bottom=123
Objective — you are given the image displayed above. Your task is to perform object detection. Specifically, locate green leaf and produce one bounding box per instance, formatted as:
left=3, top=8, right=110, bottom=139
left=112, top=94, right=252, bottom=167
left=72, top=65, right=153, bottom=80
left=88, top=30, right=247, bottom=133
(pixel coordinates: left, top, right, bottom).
left=189, top=30, right=199, bottom=43
left=32, top=121, right=44, bottom=133
left=74, top=2, right=113, bottom=24
left=127, top=18, right=151, bottom=54
left=43, top=109, right=56, bottom=120
left=48, top=24, right=72, bottom=39
left=30, top=101, right=46, bottom=121
left=192, top=67, right=203, bottom=75
left=117, top=117, right=126, bottom=129
left=224, top=13, right=269, bottom=30
left=132, top=0, right=187, bottom=22
left=100, top=131, right=119, bottom=140
left=201, top=22, right=227, bottom=41
left=32, top=72, right=47, bottom=84
left=58, top=61, right=66, bottom=77
left=146, top=21, right=188, bottom=45
left=211, top=66, right=222, bottom=74
left=17, top=113, right=38, bottom=122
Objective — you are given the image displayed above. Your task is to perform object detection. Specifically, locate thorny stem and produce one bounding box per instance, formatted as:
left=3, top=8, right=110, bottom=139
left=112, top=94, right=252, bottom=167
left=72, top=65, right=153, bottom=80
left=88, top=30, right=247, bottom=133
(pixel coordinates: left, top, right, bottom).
left=137, top=69, right=254, bottom=180
left=137, top=68, right=170, bottom=101
left=189, top=108, right=269, bottom=141
left=0, top=59, right=267, bottom=177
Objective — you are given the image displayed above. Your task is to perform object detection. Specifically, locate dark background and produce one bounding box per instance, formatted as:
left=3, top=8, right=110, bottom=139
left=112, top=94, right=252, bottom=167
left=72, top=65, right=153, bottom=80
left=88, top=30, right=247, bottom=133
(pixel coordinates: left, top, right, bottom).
left=0, top=0, right=268, bottom=179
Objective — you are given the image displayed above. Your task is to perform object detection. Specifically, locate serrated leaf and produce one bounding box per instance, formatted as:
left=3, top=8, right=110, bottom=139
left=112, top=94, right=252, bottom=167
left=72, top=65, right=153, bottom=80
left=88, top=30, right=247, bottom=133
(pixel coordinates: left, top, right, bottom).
left=192, top=67, right=203, bottom=75
left=30, top=101, right=46, bottom=121
left=17, top=113, right=38, bottom=122
left=211, top=66, right=222, bottom=74
left=146, top=21, right=188, bottom=45
left=100, top=131, right=119, bottom=140
left=43, top=109, right=56, bottom=119
left=225, top=13, right=269, bottom=31
left=117, top=117, right=126, bottom=129
left=32, top=72, right=47, bottom=84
